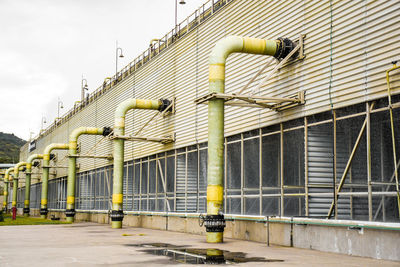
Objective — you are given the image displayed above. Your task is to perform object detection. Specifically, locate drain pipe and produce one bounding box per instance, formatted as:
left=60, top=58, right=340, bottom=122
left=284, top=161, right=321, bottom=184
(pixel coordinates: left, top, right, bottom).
left=65, top=127, right=112, bottom=222
left=3, top=167, right=14, bottom=212
left=24, top=154, right=43, bottom=217
left=205, top=36, right=297, bottom=243
left=40, top=143, right=69, bottom=218
left=110, top=98, right=171, bottom=228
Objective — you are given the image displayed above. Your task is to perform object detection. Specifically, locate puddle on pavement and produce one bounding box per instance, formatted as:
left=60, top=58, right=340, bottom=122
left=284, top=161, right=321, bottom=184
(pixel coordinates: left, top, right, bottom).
left=128, top=243, right=283, bottom=264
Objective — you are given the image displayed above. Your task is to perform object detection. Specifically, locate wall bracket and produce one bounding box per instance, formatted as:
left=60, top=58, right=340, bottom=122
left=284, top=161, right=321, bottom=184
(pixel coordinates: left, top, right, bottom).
left=194, top=91, right=305, bottom=111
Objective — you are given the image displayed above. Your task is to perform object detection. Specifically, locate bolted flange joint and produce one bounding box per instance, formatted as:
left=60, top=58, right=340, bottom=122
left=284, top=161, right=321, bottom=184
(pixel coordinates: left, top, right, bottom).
left=23, top=208, right=30, bottom=214
left=158, top=99, right=172, bottom=112
left=65, top=209, right=76, bottom=217
left=110, top=210, right=124, bottom=221
left=40, top=208, right=48, bottom=216
left=102, top=127, right=113, bottom=137
left=204, top=214, right=226, bottom=232
left=274, top=38, right=298, bottom=60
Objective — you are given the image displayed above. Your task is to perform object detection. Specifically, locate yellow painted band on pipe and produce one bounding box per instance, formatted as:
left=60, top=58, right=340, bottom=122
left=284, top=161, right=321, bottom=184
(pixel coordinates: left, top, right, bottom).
left=2, top=202, right=6, bottom=206
left=12, top=201, right=16, bottom=206
left=207, top=185, right=224, bottom=202
left=41, top=199, right=47, bottom=205
left=24, top=200, right=29, bottom=205
left=115, top=118, right=125, bottom=128
left=243, top=37, right=266, bottom=54
left=112, top=194, right=123, bottom=204
left=206, top=232, right=223, bottom=243
left=67, top=196, right=75, bottom=204
left=4, top=191, right=7, bottom=196
left=69, top=141, right=77, bottom=150
left=209, top=64, right=225, bottom=82
left=26, top=163, right=32, bottom=169
left=43, top=154, right=50, bottom=161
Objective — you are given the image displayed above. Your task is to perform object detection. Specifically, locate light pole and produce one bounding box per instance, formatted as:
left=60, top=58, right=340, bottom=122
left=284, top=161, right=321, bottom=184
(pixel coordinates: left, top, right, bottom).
left=81, top=76, right=88, bottom=102
left=115, top=41, right=124, bottom=82
left=175, top=0, right=186, bottom=33
left=57, top=98, right=64, bottom=119
left=41, top=116, right=46, bottom=132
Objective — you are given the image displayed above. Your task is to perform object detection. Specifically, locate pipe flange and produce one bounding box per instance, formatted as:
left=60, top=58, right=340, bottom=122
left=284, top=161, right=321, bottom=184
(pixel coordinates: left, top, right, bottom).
left=274, top=38, right=298, bottom=60
left=158, top=99, right=172, bottom=112
left=23, top=208, right=30, bottom=214
left=65, top=209, right=76, bottom=217
left=204, top=214, right=226, bottom=232
left=102, top=127, right=113, bottom=136
left=40, top=208, right=48, bottom=216
left=110, top=210, right=124, bottom=221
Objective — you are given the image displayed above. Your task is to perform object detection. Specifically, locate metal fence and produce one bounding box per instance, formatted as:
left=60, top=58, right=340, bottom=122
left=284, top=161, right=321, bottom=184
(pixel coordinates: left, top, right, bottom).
left=16, top=98, right=400, bottom=222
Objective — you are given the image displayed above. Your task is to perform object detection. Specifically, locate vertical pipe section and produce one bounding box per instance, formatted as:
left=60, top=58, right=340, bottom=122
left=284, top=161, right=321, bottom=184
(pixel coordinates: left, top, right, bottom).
left=111, top=98, right=170, bottom=228
left=13, top=162, right=27, bottom=211
left=3, top=168, right=14, bottom=212
left=66, top=127, right=111, bottom=222
left=386, top=62, right=400, bottom=216
left=24, top=154, right=44, bottom=216
left=205, top=36, right=296, bottom=243
left=41, top=143, right=69, bottom=219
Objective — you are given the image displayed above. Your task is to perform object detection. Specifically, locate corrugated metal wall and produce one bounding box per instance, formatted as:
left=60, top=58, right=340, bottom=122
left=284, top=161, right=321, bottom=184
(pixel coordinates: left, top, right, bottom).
left=20, top=0, right=400, bottom=182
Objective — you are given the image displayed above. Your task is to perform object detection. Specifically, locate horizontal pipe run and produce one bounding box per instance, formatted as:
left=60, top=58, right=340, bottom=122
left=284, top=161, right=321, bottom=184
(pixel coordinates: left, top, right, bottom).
left=45, top=209, right=400, bottom=231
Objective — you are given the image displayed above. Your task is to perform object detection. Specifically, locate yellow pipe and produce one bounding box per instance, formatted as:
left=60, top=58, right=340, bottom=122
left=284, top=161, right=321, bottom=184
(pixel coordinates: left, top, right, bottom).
left=206, top=36, right=296, bottom=243
left=66, top=127, right=110, bottom=222
left=3, top=167, right=14, bottom=210
left=40, top=143, right=69, bottom=218
left=111, top=98, right=170, bottom=228
left=11, top=162, right=27, bottom=209
left=386, top=61, right=400, bottom=216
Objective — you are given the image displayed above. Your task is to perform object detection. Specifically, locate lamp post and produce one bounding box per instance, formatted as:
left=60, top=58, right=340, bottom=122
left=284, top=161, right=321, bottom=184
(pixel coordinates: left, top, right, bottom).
left=175, top=0, right=186, bottom=33
left=81, top=77, right=88, bottom=102
left=57, top=98, right=64, bottom=119
left=115, top=41, right=124, bottom=82
left=41, top=116, right=46, bottom=132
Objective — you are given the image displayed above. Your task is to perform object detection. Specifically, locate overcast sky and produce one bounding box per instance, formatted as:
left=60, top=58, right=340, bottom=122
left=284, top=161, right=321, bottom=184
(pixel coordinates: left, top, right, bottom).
left=0, top=0, right=205, bottom=140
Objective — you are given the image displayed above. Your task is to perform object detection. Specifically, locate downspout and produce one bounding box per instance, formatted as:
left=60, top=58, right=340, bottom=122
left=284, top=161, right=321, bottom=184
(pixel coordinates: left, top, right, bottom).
left=110, top=98, right=171, bottom=228
left=24, top=154, right=44, bottom=217
left=41, top=143, right=69, bottom=219
left=205, top=36, right=297, bottom=243
left=65, top=126, right=112, bottom=222
left=3, top=168, right=14, bottom=212
left=13, top=162, right=27, bottom=211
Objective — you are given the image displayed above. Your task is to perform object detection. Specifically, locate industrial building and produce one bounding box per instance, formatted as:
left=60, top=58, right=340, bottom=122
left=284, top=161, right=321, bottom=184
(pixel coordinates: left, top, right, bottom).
left=3, top=0, right=400, bottom=261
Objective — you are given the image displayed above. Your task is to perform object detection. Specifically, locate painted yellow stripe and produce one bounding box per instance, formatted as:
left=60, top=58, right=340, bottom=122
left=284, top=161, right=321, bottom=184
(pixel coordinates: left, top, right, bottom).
left=112, top=194, right=123, bottom=204
left=24, top=200, right=30, bottom=205
left=69, top=141, right=77, bottom=150
left=115, top=118, right=125, bottom=128
left=209, top=64, right=225, bottom=81
left=12, top=201, right=16, bottom=206
left=4, top=191, right=7, bottom=196
left=41, top=199, right=47, bottom=205
left=243, top=37, right=266, bottom=54
left=207, top=185, right=224, bottom=202
left=43, top=154, right=50, bottom=161
left=67, top=196, right=75, bottom=204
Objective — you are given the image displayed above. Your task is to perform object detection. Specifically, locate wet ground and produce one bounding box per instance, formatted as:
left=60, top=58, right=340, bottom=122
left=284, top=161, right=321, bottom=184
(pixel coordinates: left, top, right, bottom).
left=0, top=222, right=398, bottom=266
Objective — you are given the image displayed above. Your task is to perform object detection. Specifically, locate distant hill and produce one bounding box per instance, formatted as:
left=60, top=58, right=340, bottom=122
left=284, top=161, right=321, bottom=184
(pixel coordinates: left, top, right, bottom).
left=0, top=132, right=26, bottom=163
